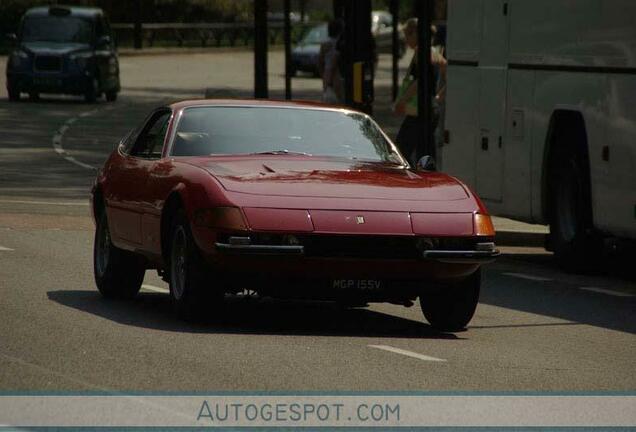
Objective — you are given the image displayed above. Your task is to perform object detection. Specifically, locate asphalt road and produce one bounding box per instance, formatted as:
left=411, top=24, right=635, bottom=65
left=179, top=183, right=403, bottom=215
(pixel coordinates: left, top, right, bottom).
left=0, top=50, right=634, bottom=392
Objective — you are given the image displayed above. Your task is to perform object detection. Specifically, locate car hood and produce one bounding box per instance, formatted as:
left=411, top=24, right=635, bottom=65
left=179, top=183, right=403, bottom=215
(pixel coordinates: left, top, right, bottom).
left=192, top=157, right=469, bottom=201
left=20, top=41, right=91, bottom=56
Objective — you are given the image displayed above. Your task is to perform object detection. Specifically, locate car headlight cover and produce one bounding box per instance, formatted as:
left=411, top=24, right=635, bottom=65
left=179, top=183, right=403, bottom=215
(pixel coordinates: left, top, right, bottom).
left=9, top=50, right=28, bottom=68
left=70, top=53, right=91, bottom=69
left=193, top=207, right=248, bottom=231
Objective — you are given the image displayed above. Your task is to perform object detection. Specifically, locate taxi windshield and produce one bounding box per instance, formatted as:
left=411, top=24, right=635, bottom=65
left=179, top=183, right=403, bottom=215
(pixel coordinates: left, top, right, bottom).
left=21, top=16, right=93, bottom=44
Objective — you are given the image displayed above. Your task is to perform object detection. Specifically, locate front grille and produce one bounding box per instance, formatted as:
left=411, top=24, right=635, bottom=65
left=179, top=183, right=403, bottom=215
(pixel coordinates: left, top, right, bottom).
left=241, top=233, right=488, bottom=260
left=34, top=55, right=62, bottom=72
left=302, top=235, right=420, bottom=259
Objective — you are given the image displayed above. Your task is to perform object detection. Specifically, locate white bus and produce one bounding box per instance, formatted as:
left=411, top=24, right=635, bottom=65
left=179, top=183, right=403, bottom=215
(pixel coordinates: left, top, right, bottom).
left=441, top=0, right=636, bottom=269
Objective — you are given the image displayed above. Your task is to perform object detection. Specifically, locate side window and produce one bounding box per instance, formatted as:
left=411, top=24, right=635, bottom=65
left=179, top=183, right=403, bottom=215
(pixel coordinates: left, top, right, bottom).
left=130, top=111, right=171, bottom=159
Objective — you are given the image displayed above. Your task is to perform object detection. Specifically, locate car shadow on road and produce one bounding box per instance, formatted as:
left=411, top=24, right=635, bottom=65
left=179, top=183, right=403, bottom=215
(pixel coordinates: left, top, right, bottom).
left=481, top=262, right=636, bottom=335
left=47, top=290, right=460, bottom=339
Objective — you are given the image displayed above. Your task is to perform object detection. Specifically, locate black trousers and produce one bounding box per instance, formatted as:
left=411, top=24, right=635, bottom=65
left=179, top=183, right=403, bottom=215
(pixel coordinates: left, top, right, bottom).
left=395, top=110, right=439, bottom=167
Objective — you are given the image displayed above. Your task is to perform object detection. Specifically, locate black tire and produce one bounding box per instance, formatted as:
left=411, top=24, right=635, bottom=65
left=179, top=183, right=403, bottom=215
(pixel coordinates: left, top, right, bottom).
left=105, top=91, right=118, bottom=102
left=94, top=211, right=145, bottom=299
left=84, top=78, right=99, bottom=103
left=8, top=85, right=20, bottom=102
left=549, top=149, right=600, bottom=272
left=168, top=210, right=223, bottom=320
left=29, top=92, right=39, bottom=101
left=419, top=270, right=481, bottom=332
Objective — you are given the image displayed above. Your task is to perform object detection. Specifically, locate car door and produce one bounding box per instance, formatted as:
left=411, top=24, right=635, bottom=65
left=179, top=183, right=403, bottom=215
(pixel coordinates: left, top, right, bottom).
left=106, top=110, right=171, bottom=248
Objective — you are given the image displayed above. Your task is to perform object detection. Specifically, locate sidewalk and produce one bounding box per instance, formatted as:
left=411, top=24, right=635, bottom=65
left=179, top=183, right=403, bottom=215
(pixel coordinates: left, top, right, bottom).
left=491, top=216, right=548, bottom=248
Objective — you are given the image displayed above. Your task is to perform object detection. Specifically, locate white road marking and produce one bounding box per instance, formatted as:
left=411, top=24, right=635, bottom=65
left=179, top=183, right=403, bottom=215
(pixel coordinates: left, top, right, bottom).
left=580, top=287, right=635, bottom=298
left=502, top=272, right=553, bottom=282
left=51, top=105, right=118, bottom=170
left=0, top=246, right=14, bottom=251
left=142, top=284, right=170, bottom=294
left=0, top=199, right=89, bottom=206
left=368, top=345, right=446, bottom=362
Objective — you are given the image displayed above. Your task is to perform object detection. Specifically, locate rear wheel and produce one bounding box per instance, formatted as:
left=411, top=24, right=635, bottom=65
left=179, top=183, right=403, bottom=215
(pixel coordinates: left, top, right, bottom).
left=94, top=211, right=145, bottom=298
left=29, top=92, right=39, bottom=101
left=419, top=270, right=480, bottom=332
left=549, top=147, right=600, bottom=271
left=169, top=211, right=223, bottom=320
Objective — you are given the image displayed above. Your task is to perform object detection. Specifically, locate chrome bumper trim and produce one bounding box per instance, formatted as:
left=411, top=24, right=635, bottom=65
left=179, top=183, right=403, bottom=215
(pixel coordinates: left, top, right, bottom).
left=422, top=249, right=500, bottom=263
left=215, top=242, right=304, bottom=255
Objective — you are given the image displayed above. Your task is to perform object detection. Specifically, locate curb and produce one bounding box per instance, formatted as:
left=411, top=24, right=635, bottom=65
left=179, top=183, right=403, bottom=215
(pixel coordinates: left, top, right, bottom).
left=496, top=230, right=547, bottom=248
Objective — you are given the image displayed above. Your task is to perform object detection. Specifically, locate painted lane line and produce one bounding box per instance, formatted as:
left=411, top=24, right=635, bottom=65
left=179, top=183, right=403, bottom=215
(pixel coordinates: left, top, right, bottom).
left=142, top=284, right=170, bottom=294
left=0, top=199, right=89, bottom=206
left=368, top=345, right=446, bottom=362
left=0, top=246, right=14, bottom=251
left=502, top=272, right=553, bottom=282
left=51, top=105, right=118, bottom=171
left=580, top=287, right=635, bottom=298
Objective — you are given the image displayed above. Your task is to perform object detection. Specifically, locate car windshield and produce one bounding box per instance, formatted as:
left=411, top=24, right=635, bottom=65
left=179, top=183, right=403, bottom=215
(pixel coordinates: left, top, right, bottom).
left=172, top=106, right=404, bottom=164
left=301, top=24, right=328, bottom=45
left=21, top=16, right=93, bottom=44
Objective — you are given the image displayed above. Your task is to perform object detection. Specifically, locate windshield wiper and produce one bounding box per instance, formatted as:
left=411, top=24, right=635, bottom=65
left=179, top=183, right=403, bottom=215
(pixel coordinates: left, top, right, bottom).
left=249, top=150, right=312, bottom=156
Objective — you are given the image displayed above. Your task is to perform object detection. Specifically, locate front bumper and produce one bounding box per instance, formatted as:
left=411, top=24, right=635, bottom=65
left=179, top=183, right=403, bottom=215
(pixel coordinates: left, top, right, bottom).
left=215, top=241, right=499, bottom=264
left=7, top=72, right=91, bottom=95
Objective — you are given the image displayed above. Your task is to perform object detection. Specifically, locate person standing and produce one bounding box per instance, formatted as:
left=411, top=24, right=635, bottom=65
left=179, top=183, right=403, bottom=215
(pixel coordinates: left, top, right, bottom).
left=393, top=18, right=446, bottom=166
left=318, top=20, right=344, bottom=104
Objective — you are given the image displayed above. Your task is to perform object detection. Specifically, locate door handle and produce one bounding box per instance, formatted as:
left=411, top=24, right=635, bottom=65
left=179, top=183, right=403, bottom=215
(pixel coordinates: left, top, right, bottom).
left=481, top=136, right=489, bottom=151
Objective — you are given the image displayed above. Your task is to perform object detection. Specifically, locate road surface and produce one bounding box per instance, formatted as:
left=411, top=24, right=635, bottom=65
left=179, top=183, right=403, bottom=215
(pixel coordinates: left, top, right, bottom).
left=0, top=50, right=634, bottom=392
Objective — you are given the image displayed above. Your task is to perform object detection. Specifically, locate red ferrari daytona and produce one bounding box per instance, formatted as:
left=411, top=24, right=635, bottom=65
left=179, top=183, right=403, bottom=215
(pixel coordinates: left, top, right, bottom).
left=91, top=99, right=499, bottom=331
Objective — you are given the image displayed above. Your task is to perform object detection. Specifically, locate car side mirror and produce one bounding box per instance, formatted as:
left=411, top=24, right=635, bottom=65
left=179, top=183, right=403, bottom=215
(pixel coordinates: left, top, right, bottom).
left=417, top=155, right=436, bottom=171
left=97, top=35, right=111, bottom=49
left=6, top=33, right=17, bottom=44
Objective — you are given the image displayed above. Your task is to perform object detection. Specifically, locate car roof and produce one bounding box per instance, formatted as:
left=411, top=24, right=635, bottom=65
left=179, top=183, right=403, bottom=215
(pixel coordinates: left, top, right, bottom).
left=169, top=99, right=358, bottom=113
left=25, top=6, right=103, bottom=19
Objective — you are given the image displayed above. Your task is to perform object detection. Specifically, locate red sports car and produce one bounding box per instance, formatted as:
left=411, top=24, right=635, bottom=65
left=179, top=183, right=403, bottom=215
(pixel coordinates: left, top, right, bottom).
left=91, top=99, right=498, bottom=331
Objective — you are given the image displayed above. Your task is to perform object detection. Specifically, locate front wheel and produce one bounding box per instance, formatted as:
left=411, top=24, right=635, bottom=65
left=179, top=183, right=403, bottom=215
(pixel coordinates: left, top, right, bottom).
left=94, top=211, right=145, bottom=298
left=169, top=211, right=223, bottom=320
left=105, top=90, right=118, bottom=102
left=419, top=270, right=481, bottom=332
left=8, top=85, right=20, bottom=101
left=84, top=78, right=99, bottom=103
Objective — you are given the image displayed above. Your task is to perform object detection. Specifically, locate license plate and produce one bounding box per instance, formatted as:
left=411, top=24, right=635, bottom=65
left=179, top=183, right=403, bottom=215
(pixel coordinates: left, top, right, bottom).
left=332, top=279, right=382, bottom=290
left=34, top=77, right=61, bottom=86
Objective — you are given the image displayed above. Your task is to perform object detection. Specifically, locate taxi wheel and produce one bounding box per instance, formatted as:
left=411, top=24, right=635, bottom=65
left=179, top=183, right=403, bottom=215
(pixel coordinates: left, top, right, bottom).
left=169, top=211, right=223, bottom=321
left=29, top=92, right=39, bottom=101
left=8, top=86, right=20, bottom=101
left=105, top=91, right=118, bottom=102
left=84, top=78, right=99, bottom=103
left=419, top=270, right=481, bottom=332
left=94, top=211, right=145, bottom=299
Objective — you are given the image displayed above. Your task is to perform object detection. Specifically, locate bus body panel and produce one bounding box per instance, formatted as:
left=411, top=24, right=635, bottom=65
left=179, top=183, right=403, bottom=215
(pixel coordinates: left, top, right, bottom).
left=443, top=0, right=636, bottom=240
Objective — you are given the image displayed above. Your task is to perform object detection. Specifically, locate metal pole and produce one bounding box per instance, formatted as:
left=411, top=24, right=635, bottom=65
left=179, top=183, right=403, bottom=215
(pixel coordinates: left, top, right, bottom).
left=284, top=0, right=292, bottom=100
left=390, top=0, right=399, bottom=101
left=133, top=0, right=142, bottom=50
left=416, top=0, right=434, bottom=158
left=254, top=0, right=268, bottom=98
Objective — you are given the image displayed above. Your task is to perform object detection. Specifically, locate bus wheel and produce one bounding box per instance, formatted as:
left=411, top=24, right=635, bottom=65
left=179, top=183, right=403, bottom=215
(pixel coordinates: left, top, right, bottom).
left=550, top=151, right=600, bottom=272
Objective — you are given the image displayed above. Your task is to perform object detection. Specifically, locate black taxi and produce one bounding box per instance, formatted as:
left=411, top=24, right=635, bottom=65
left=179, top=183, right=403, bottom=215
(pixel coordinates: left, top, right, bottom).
left=5, top=6, right=120, bottom=103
